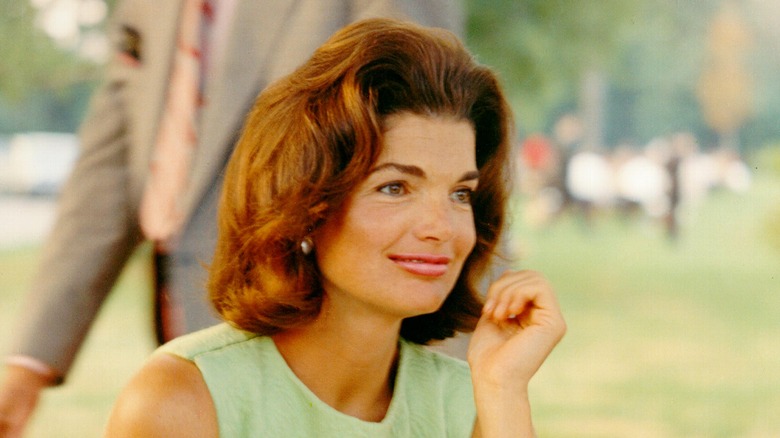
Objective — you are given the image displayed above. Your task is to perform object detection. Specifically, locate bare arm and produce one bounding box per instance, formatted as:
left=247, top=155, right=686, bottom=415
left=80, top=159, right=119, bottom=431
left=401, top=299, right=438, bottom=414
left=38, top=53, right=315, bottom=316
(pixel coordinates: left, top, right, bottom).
left=104, top=354, right=218, bottom=438
left=468, top=270, right=566, bottom=438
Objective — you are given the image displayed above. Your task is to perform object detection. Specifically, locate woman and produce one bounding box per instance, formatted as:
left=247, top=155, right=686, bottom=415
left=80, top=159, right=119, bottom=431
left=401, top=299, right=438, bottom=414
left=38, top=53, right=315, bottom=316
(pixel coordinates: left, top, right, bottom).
left=105, top=18, right=565, bottom=437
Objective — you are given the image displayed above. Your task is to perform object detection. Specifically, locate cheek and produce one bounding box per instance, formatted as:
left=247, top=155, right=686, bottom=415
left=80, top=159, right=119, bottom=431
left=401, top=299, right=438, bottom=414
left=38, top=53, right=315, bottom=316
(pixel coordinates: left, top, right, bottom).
left=456, top=215, right=478, bottom=257
left=315, top=207, right=386, bottom=271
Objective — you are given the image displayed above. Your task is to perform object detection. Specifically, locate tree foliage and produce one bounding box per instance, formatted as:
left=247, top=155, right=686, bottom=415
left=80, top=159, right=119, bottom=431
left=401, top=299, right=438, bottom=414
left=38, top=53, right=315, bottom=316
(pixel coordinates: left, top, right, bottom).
left=465, top=0, right=779, bottom=153
left=465, top=0, right=642, bottom=132
left=0, top=0, right=102, bottom=101
left=0, top=0, right=118, bottom=133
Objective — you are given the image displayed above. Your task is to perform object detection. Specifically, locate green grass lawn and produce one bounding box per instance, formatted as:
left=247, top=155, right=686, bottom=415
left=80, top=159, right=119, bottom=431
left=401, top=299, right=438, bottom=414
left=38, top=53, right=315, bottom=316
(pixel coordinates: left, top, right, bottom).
left=520, top=174, right=780, bottom=437
left=1, top=174, right=778, bottom=437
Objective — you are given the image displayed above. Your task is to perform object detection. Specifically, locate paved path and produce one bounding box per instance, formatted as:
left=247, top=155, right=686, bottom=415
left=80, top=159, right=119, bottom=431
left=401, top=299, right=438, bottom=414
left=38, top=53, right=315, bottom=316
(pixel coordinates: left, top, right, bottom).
left=0, top=195, right=56, bottom=250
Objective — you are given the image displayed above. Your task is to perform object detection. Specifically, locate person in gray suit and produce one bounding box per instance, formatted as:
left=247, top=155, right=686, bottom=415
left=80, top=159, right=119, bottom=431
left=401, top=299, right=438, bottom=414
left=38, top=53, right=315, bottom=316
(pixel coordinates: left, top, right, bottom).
left=0, top=1, right=463, bottom=436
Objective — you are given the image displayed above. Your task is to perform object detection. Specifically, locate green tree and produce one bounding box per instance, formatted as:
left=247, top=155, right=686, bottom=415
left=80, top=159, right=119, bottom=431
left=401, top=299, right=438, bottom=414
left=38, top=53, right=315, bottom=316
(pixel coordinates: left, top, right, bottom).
left=0, top=0, right=102, bottom=100
left=465, top=0, right=642, bottom=133
left=607, top=0, right=719, bottom=145
left=0, top=0, right=114, bottom=133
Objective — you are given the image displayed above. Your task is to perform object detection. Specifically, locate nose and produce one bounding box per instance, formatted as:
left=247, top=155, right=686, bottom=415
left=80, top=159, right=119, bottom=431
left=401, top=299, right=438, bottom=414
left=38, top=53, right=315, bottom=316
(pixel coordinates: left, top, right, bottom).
left=414, top=196, right=455, bottom=242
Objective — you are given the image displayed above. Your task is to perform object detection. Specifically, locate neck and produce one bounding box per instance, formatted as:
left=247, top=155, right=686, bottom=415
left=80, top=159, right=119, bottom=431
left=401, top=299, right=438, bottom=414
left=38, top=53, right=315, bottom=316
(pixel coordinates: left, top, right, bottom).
left=271, top=300, right=403, bottom=422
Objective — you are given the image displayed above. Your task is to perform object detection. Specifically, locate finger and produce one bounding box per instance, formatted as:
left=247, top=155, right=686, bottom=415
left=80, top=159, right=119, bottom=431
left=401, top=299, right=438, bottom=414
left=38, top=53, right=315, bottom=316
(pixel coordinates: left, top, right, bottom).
left=482, top=269, right=531, bottom=310
left=483, top=274, right=527, bottom=319
left=483, top=270, right=551, bottom=321
left=501, top=288, right=562, bottom=328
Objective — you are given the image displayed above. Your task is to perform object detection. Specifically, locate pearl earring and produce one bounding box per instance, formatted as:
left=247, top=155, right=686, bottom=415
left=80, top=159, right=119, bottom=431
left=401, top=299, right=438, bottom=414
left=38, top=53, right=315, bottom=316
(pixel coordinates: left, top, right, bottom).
left=300, top=236, right=314, bottom=255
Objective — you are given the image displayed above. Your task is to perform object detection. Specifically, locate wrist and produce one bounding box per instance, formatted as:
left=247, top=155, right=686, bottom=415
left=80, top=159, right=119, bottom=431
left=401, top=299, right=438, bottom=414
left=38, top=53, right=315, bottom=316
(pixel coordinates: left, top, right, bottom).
left=470, top=363, right=530, bottom=394
left=471, top=378, right=534, bottom=438
left=4, top=357, right=60, bottom=387
left=472, top=380, right=530, bottom=409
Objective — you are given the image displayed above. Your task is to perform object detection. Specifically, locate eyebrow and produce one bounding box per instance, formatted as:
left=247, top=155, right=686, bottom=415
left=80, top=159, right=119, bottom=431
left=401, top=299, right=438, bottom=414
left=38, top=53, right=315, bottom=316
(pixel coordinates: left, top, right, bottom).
left=370, top=162, right=479, bottom=182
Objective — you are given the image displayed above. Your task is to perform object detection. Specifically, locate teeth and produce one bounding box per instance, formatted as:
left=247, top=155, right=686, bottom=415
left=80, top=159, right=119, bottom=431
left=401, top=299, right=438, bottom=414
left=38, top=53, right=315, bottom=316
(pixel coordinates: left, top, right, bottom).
left=393, top=257, right=444, bottom=264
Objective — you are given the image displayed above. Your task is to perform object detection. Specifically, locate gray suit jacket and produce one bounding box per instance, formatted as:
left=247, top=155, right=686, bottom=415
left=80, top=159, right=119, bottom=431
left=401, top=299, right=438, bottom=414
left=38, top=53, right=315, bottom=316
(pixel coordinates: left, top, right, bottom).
left=10, top=0, right=463, bottom=378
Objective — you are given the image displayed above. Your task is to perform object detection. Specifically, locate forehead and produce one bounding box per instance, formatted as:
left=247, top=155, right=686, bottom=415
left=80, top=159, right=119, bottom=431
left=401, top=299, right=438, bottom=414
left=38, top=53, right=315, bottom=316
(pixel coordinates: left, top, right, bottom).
left=379, top=113, right=476, bottom=166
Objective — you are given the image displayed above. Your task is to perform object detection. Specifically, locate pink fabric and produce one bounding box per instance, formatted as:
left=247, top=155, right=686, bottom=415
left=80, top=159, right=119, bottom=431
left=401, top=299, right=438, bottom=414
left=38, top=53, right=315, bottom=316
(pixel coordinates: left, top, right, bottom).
left=206, top=0, right=237, bottom=75
left=139, top=0, right=208, bottom=245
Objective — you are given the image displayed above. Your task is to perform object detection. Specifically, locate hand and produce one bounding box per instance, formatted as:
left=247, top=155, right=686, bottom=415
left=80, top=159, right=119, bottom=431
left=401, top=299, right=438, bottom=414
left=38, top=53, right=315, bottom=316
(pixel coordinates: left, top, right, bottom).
left=468, top=269, right=566, bottom=390
left=467, top=270, right=566, bottom=437
left=0, top=365, right=52, bottom=438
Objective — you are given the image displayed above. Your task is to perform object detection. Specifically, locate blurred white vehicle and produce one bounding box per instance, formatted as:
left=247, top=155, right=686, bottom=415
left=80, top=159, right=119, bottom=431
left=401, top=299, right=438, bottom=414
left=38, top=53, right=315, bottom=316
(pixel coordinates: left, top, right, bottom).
left=0, top=132, right=79, bottom=196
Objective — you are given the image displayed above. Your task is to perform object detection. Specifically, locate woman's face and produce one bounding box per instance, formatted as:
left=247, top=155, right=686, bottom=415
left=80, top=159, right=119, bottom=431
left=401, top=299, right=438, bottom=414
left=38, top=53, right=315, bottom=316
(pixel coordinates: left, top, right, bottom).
left=314, top=113, right=478, bottom=322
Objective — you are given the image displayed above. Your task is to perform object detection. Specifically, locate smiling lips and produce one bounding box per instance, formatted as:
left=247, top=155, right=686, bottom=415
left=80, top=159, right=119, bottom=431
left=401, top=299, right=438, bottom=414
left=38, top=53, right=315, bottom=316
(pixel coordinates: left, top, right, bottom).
left=389, top=254, right=451, bottom=277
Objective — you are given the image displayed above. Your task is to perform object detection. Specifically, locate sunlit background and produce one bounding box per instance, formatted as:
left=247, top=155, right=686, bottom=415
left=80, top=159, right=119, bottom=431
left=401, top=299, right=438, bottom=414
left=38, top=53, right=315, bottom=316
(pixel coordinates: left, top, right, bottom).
left=1, top=0, right=779, bottom=436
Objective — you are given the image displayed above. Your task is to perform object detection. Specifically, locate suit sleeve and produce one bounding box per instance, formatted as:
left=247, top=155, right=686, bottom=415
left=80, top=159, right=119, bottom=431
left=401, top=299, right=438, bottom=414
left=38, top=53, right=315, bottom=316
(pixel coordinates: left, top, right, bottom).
left=8, top=0, right=146, bottom=380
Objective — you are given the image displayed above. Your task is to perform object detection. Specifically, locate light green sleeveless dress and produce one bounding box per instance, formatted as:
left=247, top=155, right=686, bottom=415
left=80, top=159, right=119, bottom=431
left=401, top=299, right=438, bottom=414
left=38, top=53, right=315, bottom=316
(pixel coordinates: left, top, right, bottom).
left=158, top=323, right=476, bottom=437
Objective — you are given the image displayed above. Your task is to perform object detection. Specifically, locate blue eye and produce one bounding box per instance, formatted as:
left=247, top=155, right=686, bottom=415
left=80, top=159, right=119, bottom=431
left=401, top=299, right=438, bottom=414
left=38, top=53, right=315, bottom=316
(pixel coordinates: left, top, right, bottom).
left=379, top=182, right=405, bottom=196
left=451, top=188, right=473, bottom=204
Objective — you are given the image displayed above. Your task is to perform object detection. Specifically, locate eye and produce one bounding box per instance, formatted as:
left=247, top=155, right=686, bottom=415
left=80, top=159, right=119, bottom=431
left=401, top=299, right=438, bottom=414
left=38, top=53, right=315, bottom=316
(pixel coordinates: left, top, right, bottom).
left=450, top=188, right=473, bottom=205
left=378, top=182, right=406, bottom=196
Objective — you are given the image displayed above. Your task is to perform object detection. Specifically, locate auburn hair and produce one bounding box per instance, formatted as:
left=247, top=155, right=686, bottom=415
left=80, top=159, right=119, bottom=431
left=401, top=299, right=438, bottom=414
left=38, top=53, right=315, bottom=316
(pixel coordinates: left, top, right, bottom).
left=208, top=18, right=513, bottom=344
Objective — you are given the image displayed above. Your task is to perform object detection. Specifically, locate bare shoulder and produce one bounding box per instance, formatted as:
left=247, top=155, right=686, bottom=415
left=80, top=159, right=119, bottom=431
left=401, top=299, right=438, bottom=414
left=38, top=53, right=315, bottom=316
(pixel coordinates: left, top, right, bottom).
left=103, top=353, right=218, bottom=438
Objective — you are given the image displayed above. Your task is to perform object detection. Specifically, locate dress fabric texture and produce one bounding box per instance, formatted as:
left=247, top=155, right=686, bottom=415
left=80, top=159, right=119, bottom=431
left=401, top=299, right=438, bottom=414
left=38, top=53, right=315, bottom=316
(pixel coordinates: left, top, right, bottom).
left=159, top=323, right=476, bottom=437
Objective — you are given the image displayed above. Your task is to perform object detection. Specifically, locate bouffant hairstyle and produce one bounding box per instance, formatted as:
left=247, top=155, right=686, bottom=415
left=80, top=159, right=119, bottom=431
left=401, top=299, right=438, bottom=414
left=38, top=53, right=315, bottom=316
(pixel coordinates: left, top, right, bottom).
left=208, top=18, right=513, bottom=344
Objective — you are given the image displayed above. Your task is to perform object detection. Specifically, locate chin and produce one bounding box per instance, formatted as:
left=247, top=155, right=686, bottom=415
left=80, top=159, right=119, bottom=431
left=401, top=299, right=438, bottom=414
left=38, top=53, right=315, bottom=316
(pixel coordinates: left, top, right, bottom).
left=398, top=290, right=450, bottom=317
